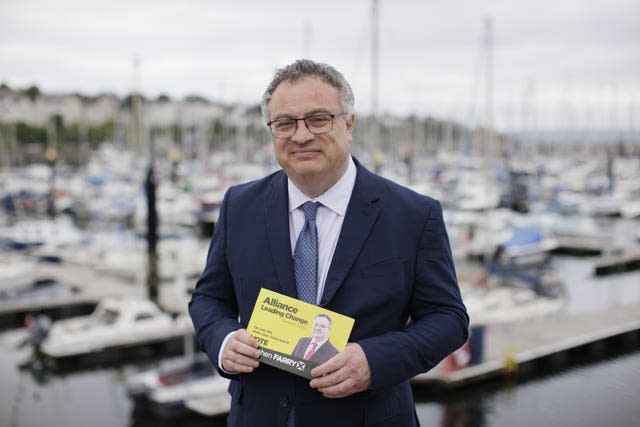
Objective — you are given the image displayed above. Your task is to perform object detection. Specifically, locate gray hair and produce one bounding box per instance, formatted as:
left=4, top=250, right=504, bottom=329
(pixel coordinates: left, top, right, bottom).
left=260, top=59, right=355, bottom=123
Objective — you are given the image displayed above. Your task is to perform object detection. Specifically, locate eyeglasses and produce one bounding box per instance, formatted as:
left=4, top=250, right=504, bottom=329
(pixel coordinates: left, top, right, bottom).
left=267, top=112, right=349, bottom=139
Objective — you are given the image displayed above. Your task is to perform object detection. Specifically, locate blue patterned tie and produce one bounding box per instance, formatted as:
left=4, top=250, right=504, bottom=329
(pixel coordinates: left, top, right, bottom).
left=288, top=201, right=319, bottom=427
left=294, top=201, right=319, bottom=304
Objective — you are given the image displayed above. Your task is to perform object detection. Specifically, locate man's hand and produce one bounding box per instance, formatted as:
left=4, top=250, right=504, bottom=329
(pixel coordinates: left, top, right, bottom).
left=221, top=329, right=261, bottom=373
left=309, top=343, right=372, bottom=398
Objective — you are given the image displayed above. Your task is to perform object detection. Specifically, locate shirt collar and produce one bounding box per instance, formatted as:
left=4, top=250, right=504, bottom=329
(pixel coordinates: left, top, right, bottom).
left=288, top=155, right=356, bottom=216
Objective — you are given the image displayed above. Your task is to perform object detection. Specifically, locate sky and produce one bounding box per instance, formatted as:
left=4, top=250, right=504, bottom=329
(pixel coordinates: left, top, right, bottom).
left=1, top=0, right=639, bottom=131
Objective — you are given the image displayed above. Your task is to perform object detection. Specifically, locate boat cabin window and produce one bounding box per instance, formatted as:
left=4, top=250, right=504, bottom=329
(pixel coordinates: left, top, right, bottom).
left=135, top=313, right=154, bottom=321
left=96, top=308, right=119, bottom=325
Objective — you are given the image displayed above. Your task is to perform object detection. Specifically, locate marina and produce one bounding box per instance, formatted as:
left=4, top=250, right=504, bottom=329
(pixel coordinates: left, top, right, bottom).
left=1, top=145, right=639, bottom=425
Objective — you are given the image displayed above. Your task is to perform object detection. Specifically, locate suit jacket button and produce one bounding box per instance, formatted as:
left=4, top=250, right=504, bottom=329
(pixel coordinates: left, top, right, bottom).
left=279, top=397, right=289, bottom=407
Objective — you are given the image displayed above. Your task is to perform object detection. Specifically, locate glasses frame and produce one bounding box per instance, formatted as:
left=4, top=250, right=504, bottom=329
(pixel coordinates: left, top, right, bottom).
left=266, top=112, right=349, bottom=139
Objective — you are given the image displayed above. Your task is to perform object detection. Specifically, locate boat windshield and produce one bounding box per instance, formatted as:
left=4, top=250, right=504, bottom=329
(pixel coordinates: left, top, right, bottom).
left=94, top=308, right=119, bottom=325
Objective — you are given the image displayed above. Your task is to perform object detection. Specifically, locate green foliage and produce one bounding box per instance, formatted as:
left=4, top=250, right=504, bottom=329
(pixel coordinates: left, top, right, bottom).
left=171, top=124, right=182, bottom=144
left=87, top=120, right=115, bottom=146
left=15, top=122, right=47, bottom=145
left=24, top=85, right=41, bottom=102
left=122, top=93, right=145, bottom=109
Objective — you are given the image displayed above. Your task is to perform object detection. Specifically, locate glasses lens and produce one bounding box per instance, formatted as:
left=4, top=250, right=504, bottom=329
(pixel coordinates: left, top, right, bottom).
left=305, top=115, right=332, bottom=133
left=272, top=120, right=296, bottom=137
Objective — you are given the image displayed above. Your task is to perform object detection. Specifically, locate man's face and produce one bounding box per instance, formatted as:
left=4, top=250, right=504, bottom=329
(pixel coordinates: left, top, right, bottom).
left=311, top=316, right=331, bottom=340
left=268, top=76, right=354, bottom=190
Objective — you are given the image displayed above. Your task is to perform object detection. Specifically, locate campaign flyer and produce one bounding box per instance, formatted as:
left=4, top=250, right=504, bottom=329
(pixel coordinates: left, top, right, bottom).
left=246, top=288, right=354, bottom=379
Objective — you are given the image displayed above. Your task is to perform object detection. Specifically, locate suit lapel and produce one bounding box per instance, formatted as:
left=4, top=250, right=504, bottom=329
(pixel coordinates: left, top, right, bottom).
left=320, top=163, right=380, bottom=306
left=264, top=172, right=297, bottom=297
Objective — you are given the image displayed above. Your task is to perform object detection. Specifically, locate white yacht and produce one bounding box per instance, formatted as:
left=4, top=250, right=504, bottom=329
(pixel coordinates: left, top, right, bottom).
left=126, top=352, right=230, bottom=416
left=40, top=297, right=193, bottom=358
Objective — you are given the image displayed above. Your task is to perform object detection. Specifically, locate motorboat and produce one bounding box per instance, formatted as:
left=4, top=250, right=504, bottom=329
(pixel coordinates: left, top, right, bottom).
left=461, top=284, right=565, bottom=326
left=1, top=278, right=80, bottom=302
left=185, top=391, right=232, bottom=418
left=39, top=297, right=193, bottom=358
left=0, top=278, right=97, bottom=329
left=0, top=216, right=86, bottom=251
left=0, top=256, right=47, bottom=290
left=126, top=352, right=230, bottom=416
left=489, top=227, right=558, bottom=268
left=52, top=233, right=207, bottom=284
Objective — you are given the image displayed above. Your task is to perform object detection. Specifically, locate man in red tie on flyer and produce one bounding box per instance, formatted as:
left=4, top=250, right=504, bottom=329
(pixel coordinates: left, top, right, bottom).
left=292, top=314, right=339, bottom=364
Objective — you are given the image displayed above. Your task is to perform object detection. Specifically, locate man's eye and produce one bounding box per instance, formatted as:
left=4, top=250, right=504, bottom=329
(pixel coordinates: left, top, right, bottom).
left=275, top=121, right=296, bottom=130
left=306, top=116, right=330, bottom=127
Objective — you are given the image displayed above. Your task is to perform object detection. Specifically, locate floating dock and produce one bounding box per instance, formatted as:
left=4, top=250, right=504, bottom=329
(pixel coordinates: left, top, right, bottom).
left=551, top=236, right=611, bottom=256
left=412, top=302, right=640, bottom=388
left=593, top=248, right=640, bottom=275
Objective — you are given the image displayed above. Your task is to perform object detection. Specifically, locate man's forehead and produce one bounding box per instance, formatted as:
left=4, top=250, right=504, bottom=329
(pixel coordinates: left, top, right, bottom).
left=270, top=77, right=340, bottom=105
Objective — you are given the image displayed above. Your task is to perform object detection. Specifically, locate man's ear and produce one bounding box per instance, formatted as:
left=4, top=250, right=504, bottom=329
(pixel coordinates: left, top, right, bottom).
left=345, top=114, right=356, bottom=140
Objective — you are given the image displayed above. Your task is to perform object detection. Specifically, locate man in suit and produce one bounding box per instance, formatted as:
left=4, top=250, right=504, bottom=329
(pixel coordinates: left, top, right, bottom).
left=291, top=314, right=339, bottom=364
left=189, top=59, right=469, bottom=427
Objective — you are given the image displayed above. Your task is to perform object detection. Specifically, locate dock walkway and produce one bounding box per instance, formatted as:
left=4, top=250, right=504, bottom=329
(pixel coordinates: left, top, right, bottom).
left=412, top=302, right=640, bottom=387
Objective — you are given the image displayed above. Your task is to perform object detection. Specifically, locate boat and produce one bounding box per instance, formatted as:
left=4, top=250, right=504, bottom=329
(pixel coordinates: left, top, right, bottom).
left=436, top=278, right=566, bottom=373
left=38, top=297, right=193, bottom=359
left=461, top=284, right=565, bottom=326
left=489, top=227, right=558, bottom=268
left=126, top=352, right=230, bottom=416
left=0, top=256, right=47, bottom=290
left=185, top=391, right=232, bottom=418
left=0, top=216, right=86, bottom=251
left=49, top=232, right=207, bottom=284
left=0, top=278, right=97, bottom=329
left=620, top=200, right=640, bottom=219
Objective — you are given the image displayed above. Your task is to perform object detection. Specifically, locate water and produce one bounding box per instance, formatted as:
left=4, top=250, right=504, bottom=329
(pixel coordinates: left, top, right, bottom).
left=1, top=332, right=638, bottom=426
left=1, top=220, right=639, bottom=426
left=414, top=351, right=640, bottom=427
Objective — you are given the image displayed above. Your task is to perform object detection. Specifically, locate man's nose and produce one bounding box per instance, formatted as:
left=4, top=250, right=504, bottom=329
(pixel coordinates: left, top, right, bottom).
left=291, top=119, right=315, bottom=143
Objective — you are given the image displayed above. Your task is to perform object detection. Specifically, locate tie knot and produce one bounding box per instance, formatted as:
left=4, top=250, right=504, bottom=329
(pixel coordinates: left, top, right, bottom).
left=301, top=201, right=318, bottom=223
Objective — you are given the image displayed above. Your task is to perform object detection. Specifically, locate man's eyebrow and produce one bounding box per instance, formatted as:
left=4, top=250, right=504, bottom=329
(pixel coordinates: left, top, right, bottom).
left=271, top=108, right=333, bottom=121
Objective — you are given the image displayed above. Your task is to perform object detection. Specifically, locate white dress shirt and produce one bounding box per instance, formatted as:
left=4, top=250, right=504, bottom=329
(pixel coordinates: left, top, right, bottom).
left=288, top=156, right=357, bottom=304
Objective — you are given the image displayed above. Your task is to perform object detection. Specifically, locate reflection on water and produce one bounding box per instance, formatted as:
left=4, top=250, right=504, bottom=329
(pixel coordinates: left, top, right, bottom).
left=1, top=242, right=639, bottom=426
left=414, top=350, right=639, bottom=427
left=2, top=324, right=638, bottom=427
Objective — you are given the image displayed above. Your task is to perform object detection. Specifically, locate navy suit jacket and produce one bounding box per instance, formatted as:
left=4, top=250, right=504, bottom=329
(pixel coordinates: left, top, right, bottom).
left=189, top=159, right=469, bottom=427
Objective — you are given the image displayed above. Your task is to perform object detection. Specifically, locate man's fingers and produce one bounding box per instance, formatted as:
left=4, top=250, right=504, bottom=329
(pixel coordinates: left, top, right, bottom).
left=221, top=329, right=261, bottom=372
left=222, top=352, right=259, bottom=372
left=317, top=377, right=358, bottom=398
left=310, top=352, right=343, bottom=379
left=309, top=343, right=371, bottom=398
left=229, top=332, right=261, bottom=358
left=233, top=329, right=260, bottom=348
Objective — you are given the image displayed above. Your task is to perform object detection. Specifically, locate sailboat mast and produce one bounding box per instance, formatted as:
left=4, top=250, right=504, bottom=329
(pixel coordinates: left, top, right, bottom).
left=484, top=18, right=494, bottom=160
left=370, top=0, right=382, bottom=168
left=371, top=0, right=379, bottom=120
